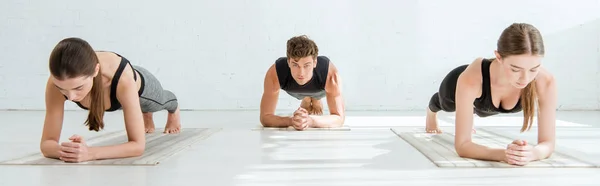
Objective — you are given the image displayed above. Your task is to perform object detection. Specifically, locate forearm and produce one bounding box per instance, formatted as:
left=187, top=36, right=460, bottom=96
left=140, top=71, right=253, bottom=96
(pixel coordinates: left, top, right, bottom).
left=260, top=114, right=292, bottom=127
left=309, top=114, right=344, bottom=128
left=456, top=141, right=506, bottom=162
left=89, top=141, right=144, bottom=160
left=40, top=140, right=61, bottom=159
left=533, top=141, right=555, bottom=160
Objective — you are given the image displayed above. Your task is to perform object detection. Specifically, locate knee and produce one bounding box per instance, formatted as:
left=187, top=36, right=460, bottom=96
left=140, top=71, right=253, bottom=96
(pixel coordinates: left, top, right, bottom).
left=440, top=101, right=456, bottom=112
left=432, top=95, right=456, bottom=113
left=428, top=93, right=441, bottom=112
left=141, top=107, right=161, bottom=113
left=166, top=100, right=178, bottom=113
left=443, top=106, right=456, bottom=112
left=164, top=90, right=177, bottom=99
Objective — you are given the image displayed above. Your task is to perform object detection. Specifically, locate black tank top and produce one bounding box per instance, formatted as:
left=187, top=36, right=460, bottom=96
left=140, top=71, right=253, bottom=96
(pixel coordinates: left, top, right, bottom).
left=275, top=56, right=330, bottom=94
left=473, top=58, right=522, bottom=115
left=67, top=52, right=143, bottom=112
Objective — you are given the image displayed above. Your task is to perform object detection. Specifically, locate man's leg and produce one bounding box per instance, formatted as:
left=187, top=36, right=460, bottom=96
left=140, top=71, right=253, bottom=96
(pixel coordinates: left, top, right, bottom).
left=300, top=96, right=313, bottom=113
left=310, top=97, right=323, bottom=115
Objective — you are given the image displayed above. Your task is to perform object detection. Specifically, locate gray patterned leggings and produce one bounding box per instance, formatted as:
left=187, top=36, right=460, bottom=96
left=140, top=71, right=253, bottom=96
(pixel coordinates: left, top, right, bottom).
left=135, top=66, right=178, bottom=113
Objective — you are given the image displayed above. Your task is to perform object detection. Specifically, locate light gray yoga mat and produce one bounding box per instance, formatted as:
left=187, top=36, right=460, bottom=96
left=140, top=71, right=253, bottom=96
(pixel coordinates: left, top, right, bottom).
left=0, top=128, right=221, bottom=166
left=391, top=128, right=599, bottom=168
left=253, top=125, right=351, bottom=131
left=255, top=112, right=350, bottom=131
left=478, top=127, right=600, bottom=167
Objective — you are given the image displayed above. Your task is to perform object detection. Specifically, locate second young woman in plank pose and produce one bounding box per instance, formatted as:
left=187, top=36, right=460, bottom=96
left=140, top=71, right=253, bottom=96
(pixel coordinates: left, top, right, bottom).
left=425, top=23, right=557, bottom=166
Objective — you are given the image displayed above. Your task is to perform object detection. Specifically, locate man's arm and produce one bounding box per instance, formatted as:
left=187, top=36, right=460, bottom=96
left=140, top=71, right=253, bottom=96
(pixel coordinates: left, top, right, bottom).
left=532, top=69, right=557, bottom=160
left=309, top=62, right=345, bottom=128
left=260, top=64, right=292, bottom=127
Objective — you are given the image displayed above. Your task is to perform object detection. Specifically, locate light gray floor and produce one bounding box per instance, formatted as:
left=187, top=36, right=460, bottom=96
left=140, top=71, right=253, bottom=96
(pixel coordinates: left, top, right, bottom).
left=0, top=110, right=599, bottom=186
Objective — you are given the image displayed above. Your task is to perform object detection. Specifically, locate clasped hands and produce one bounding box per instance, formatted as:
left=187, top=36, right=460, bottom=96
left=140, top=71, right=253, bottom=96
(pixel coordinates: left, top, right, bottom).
left=59, top=135, right=93, bottom=163
left=291, top=107, right=314, bottom=130
left=505, top=139, right=537, bottom=166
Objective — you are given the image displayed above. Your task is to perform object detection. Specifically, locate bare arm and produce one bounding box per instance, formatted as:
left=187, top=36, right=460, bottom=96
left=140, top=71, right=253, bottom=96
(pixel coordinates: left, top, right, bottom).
left=260, top=64, right=292, bottom=127
left=87, top=67, right=146, bottom=160
left=532, top=70, right=557, bottom=160
left=454, top=58, right=506, bottom=161
left=40, top=78, right=67, bottom=158
left=309, top=62, right=345, bottom=128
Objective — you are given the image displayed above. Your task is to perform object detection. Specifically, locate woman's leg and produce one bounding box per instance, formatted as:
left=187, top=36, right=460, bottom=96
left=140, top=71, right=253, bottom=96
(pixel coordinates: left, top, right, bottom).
left=426, top=65, right=469, bottom=133
left=135, top=66, right=181, bottom=134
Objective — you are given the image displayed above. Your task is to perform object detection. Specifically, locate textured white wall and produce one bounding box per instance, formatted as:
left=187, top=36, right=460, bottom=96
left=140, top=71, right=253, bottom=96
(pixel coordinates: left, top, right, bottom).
left=0, top=0, right=599, bottom=111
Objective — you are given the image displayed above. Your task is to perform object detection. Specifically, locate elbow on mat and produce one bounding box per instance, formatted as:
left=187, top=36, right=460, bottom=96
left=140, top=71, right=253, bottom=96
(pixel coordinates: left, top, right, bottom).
left=454, top=143, right=470, bottom=158
left=131, top=142, right=146, bottom=157
left=39, top=141, right=58, bottom=159
left=41, top=150, right=54, bottom=159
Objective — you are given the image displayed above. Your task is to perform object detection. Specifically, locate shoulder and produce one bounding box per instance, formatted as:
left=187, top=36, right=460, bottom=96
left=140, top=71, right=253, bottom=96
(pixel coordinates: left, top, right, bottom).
left=263, top=63, right=280, bottom=90
left=95, top=51, right=122, bottom=78
left=318, top=56, right=331, bottom=69
left=458, top=57, right=485, bottom=85
left=100, top=52, right=136, bottom=97
left=273, top=57, right=290, bottom=73
left=270, top=57, right=288, bottom=78
left=265, top=63, right=278, bottom=80
left=326, top=59, right=338, bottom=77
left=275, top=57, right=288, bottom=65
left=45, top=76, right=66, bottom=102
left=534, top=67, right=556, bottom=93
left=325, top=59, right=341, bottom=92
left=454, top=57, right=485, bottom=96
left=318, top=56, right=331, bottom=62
left=322, top=56, right=338, bottom=80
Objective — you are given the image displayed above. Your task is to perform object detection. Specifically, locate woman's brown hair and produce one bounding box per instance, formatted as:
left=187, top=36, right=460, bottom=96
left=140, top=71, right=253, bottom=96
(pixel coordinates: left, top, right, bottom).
left=49, top=37, right=105, bottom=131
left=496, top=23, right=545, bottom=132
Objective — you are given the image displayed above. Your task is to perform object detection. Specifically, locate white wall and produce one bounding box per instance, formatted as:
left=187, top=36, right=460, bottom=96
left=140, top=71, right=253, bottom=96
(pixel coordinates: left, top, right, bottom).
left=1, top=0, right=599, bottom=111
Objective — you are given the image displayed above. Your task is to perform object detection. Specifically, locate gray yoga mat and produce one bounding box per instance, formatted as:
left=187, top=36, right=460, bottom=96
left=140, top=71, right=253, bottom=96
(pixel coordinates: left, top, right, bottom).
left=253, top=125, right=351, bottom=131
left=0, top=128, right=221, bottom=166
left=391, top=128, right=599, bottom=168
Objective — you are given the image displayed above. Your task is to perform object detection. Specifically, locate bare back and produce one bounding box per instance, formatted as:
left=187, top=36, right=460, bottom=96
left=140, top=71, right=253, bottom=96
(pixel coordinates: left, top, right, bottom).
left=71, top=52, right=142, bottom=109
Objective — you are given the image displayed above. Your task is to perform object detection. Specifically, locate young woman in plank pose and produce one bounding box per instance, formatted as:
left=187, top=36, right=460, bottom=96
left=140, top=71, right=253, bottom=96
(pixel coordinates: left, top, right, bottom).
left=425, top=23, right=557, bottom=166
left=41, top=37, right=181, bottom=162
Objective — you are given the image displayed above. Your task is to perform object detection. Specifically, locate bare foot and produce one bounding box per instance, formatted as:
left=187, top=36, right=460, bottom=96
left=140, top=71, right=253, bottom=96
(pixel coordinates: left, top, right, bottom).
left=425, top=108, right=442, bottom=133
left=310, top=98, right=323, bottom=115
left=300, top=97, right=313, bottom=114
left=164, top=107, right=181, bottom=134
left=143, top=112, right=155, bottom=133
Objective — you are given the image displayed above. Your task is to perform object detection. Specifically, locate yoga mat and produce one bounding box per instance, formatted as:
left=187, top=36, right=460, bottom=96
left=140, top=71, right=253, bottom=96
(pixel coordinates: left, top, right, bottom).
left=264, top=113, right=350, bottom=130
left=391, top=128, right=599, bottom=168
left=253, top=125, right=351, bottom=131
left=0, top=128, right=221, bottom=166
left=478, top=127, right=600, bottom=167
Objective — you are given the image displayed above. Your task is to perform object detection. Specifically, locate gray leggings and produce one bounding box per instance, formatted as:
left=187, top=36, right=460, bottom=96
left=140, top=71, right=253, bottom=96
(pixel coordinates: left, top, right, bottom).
left=135, top=66, right=179, bottom=113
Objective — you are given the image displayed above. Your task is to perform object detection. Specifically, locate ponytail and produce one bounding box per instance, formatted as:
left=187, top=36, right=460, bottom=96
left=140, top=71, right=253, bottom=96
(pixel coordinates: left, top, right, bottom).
left=47, top=37, right=105, bottom=131
left=520, top=79, right=537, bottom=132
left=85, top=69, right=105, bottom=131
